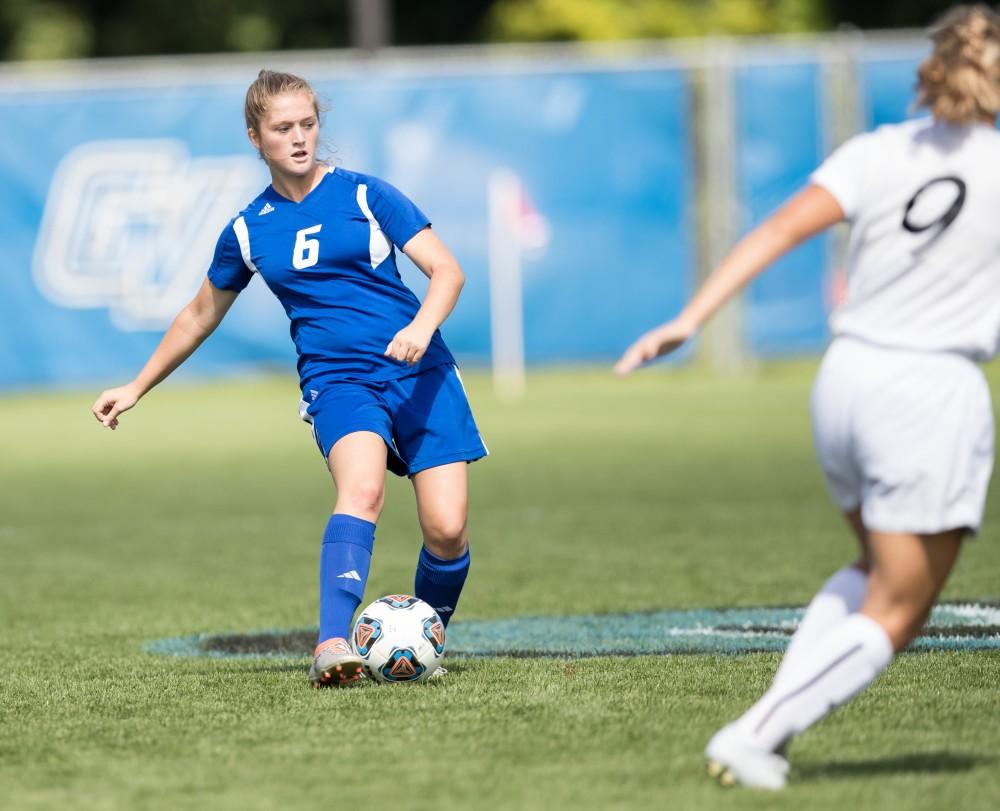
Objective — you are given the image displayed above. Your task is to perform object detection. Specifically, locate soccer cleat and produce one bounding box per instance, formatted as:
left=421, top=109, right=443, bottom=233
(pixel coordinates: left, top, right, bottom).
left=704, top=724, right=789, bottom=790
left=427, top=666, right=448, bottom=680
left=308, top=637, right=365, bottom=688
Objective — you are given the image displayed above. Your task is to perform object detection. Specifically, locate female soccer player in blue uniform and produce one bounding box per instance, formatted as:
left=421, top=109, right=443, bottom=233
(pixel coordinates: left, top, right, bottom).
left=92, top=70, right=487, bottom=687
left=617, top=4, right=1000, bottom=790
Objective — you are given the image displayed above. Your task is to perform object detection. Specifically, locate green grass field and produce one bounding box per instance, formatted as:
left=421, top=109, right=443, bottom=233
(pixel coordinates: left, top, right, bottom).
left=2, top=365, right=998, bottom=810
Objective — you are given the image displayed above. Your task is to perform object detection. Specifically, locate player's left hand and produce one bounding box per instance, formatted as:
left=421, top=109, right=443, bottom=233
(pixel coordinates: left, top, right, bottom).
left=614, top=320, right=694, bottom=376
left=385, top=322, right=434, bottom=366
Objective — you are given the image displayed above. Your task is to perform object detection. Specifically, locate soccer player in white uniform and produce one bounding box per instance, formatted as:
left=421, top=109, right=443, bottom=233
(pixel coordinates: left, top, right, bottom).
left=92, top=71, right=487, bottom=687
left=616, top=4, right=1000, bottom=789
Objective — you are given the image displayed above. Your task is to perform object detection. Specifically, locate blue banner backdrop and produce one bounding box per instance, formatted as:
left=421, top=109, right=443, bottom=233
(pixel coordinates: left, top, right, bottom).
left=861, top=55, right=923, bottom=128
left=0, top=65, right=693, bottom=389
left=734, top=59, right=830, bottom=355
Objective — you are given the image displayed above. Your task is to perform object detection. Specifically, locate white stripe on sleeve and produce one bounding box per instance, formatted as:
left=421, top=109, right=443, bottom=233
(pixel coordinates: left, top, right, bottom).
left=232, top=216, right=258, bottom=273
left=356, top=184, right=392, bottom=269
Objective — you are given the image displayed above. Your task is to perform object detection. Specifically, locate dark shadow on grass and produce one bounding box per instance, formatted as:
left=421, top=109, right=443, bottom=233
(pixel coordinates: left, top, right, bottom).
left=211, top=659, right=471, bottom=676
left=796, top=751, right=993, bottom=782
left=199, top=630, right=313, bottom=657
left=169, top=661, right=306, bottom=676
left=232, top=662, right=306, bottom=674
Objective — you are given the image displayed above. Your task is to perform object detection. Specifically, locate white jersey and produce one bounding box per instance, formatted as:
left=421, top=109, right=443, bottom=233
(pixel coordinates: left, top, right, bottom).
left=811, top=118, right=1000, bottom=360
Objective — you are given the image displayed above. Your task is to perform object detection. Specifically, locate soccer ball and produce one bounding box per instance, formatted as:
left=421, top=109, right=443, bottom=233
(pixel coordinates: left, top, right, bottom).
left=351, top=595, right=446, bottom=683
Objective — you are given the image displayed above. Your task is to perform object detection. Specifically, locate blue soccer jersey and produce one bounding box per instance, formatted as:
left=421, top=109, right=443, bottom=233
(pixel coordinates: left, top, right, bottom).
left=207, top=167, right=456, bottom=388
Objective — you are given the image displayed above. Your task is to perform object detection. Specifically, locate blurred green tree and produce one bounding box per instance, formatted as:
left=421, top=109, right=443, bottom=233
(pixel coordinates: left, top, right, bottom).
left=0, top=0, right=977, bottom=61
left=0, top=0, right=352, bottom=61
left=483, top=0, right=828, bottom=41
left=2, top=1, right=94, bottom=60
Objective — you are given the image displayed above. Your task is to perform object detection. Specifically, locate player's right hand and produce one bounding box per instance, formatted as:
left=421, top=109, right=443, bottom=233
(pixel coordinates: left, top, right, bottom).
left=613, top=320, right=694, bottom=376
left=92, top=384, right=141, bottom=430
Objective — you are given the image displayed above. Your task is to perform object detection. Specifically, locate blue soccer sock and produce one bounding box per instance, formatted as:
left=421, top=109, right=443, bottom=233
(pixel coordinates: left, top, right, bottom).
left=318, top=514, right=375, bottom=645
left=414, top=545, right=470, bottom=627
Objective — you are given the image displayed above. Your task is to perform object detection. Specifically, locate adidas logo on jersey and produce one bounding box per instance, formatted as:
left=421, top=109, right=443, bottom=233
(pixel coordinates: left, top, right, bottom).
left=337, top=570, right=362, bottom=581
left=259, top=202, right=275, bottom=216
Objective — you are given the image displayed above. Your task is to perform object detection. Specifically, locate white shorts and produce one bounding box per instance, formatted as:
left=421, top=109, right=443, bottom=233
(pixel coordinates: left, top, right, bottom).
left=811, top=337, right=994, bottom=535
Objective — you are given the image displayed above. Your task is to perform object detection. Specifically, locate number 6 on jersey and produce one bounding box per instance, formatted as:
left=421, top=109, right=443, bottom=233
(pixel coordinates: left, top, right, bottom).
left=293, top=224, right=322, bottom=269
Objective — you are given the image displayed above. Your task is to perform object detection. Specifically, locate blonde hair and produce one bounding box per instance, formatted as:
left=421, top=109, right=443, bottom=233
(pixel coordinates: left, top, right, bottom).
left=244, top=69, right=321, bottom=133
left=916, top=4, right=1000, bottom=124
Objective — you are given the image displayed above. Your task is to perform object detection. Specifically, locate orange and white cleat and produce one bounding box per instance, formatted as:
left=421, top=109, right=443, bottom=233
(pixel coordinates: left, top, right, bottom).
left=308, top=637, right=365, bottom=688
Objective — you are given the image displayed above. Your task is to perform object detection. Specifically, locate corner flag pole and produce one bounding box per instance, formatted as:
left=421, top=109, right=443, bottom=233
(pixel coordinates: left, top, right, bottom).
left=487, top=168, right=526, bottom=400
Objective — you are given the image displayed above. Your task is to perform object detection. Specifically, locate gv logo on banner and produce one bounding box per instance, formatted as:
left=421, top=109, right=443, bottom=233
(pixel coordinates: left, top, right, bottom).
left=33, top=140, right=265, bottom=330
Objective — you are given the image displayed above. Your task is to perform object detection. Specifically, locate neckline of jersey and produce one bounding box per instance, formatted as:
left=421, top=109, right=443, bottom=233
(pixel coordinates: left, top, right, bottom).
left=265, top=165, right=336, bottom=206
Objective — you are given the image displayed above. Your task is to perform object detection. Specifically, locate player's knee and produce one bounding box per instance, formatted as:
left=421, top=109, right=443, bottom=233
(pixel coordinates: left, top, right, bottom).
left=421, top=514, right=468, bottom=556
left=337, top=481, right=385, bottom=519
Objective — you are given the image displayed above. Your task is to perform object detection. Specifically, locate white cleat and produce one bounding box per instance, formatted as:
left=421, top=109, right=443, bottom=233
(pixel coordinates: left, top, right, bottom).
left=427, top=666, right=448, bottom=680
left=704, top=724, right=789, bottom=790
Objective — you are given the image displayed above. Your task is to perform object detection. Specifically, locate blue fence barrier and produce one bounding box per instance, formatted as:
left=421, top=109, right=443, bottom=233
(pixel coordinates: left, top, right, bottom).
left=861, top=55, right=922, bottom=127
left=734, top=59, right=830, bottom=355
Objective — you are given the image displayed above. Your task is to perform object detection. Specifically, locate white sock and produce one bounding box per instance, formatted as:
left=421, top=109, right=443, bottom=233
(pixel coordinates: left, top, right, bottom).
left=735, top=613, right=894, bottom=752
left=773, top=565, right=868, bottom=688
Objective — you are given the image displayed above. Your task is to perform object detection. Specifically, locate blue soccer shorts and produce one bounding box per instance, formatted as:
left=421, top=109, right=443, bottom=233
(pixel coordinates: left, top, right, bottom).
left=299, top=363, right=489, bottom=477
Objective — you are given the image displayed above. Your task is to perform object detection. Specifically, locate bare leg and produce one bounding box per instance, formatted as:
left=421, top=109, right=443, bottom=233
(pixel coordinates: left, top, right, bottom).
left=862, top=528, right=964, bottom=651
left=411, top=462, right=469, bottom=558
left=411, top=462, right=470, bottom=626
left=314, top=431, right=387, bottom=651
left=328, top=431, right=388, bottom=522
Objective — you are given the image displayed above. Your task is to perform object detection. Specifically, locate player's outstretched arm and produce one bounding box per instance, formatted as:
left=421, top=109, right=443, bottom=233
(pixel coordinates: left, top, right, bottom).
left=614, top=185, right=845, bottom=375
left=92, top=279, right=240, bottom=429
left=385, top=228, right=465, bottom=366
